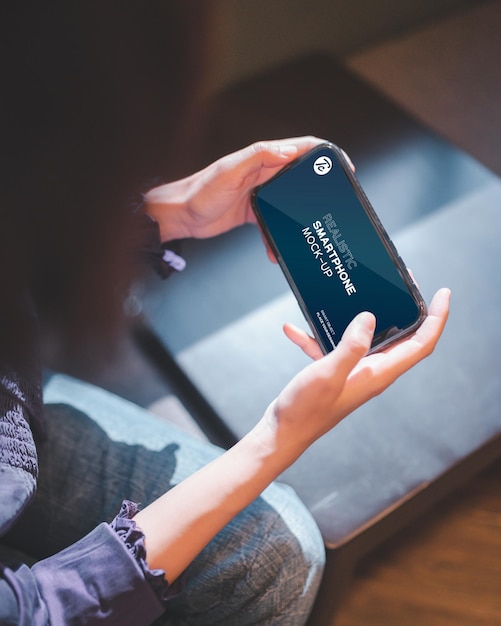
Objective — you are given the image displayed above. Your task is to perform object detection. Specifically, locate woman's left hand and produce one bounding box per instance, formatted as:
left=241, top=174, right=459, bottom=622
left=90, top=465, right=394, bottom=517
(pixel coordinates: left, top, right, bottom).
left=145, top=137, right=324, bottom=254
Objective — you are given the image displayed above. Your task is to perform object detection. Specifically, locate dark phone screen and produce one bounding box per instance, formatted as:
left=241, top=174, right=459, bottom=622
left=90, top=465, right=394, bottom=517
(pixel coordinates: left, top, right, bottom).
left=252, top=145, right=424, bottom=352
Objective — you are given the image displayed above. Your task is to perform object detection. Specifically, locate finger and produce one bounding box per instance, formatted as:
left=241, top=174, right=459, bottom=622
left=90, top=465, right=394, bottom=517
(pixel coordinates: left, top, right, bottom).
left=256, top=228, right=278, bottom=263
left=327, top=288, right=450, bottom=420
left=292, top=311, right=376, bottom=416
left=252, top=137, right=325, bottom=168
left=276, top=311, right=375, bottom=424
left=340, top=147, right=356, bottom=173
left=327, top=311, right=376, bottom=378
left=283, top=323, right=324, bottom=361
left=406, top=267, right=419, bottom=289
left=369, top=287, right=451, bottom=380
left=408, top=287, right=451, bottom=351
left=266, top=245, right=278, bottom=264
left=227, top=137, right=325, bottom=175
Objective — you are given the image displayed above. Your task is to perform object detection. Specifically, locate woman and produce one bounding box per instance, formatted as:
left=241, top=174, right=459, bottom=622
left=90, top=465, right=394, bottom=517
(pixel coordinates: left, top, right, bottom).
left=0, top=2, right=450, bottom=624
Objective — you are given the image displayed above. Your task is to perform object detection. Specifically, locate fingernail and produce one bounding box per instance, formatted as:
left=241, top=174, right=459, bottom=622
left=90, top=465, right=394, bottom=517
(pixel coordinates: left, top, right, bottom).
left=353, top=311, right=376, bottom=335
left=276, top=145, right=298, bottom=157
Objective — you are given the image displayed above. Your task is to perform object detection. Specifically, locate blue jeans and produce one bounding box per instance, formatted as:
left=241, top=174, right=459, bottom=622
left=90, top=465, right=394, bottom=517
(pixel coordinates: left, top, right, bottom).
left=4, top=375, right=325, bottom=625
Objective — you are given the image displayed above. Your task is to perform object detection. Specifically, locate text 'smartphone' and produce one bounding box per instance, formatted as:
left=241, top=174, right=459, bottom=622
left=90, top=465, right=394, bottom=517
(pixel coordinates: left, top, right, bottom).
left=251, top=143, right=427, bottom=354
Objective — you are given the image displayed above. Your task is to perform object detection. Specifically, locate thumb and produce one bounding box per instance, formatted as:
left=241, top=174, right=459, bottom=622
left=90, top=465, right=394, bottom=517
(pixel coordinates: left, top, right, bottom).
left=324, top=311, right=375, bottom=378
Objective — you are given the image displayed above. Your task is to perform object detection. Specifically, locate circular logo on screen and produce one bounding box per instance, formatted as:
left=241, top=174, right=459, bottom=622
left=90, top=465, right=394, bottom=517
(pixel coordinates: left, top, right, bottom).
left=313, top=155, right=333, bottom=176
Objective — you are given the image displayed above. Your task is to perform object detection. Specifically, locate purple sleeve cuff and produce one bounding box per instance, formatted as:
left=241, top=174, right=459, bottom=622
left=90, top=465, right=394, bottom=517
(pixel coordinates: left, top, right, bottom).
left=110, top=500, right=175, bottom=606
left=31, top=522, right=165, bottom=625
left=1, top=501, right=183, bottom=625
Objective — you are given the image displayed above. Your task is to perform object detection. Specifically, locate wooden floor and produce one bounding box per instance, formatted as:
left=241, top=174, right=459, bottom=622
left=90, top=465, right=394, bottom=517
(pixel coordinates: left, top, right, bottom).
left=332, top=457, right=501, bottom=626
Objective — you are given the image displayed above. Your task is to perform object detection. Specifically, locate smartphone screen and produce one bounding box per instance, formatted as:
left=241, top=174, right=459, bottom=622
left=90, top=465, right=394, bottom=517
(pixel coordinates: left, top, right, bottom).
left=251, top=143, right=427, bottom=354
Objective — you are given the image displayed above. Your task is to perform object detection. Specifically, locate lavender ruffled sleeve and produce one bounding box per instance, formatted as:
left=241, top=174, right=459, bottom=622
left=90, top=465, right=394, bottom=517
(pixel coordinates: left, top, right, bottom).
left=110, top=500, right=183, bottom=607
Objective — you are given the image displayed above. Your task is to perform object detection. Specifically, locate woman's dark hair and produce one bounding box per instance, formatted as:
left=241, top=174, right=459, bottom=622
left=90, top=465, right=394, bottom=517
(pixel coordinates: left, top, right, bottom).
left=0, top=1, right=209, bottom=359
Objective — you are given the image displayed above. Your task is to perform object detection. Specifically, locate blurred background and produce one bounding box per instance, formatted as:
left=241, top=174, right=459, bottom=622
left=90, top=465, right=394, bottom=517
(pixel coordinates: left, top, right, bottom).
left=197, top=0, right=499, bottom=174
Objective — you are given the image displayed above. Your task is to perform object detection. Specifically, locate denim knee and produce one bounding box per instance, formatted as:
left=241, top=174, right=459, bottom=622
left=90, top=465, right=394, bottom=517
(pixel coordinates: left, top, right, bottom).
left=162, top=481, right=325, bottom=626
left=254, top=481, right=326, bottom=624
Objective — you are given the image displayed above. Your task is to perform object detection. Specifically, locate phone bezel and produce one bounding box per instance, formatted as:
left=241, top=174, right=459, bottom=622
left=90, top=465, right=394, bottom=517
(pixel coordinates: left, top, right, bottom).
left=251, top=142, right=427, bottom=354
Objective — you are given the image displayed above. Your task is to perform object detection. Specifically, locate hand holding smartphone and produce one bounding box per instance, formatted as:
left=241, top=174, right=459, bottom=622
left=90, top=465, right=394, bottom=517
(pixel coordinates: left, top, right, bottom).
left=251, top=143, right=427, bottom=354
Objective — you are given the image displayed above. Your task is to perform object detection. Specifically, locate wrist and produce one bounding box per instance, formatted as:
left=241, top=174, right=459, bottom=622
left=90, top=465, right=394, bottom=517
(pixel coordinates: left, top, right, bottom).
left=144, top=177, right=194, bottom=242
left=245, top=407, right=308, bottom=473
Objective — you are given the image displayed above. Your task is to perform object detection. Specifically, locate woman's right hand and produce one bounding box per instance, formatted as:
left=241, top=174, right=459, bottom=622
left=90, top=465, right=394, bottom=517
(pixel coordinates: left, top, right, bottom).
left=258, top=287, right=451, bottom=458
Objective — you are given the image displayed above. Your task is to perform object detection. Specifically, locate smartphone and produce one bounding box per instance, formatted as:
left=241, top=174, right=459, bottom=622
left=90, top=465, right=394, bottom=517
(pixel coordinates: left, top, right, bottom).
left=251, top=142, right=427, bottom=354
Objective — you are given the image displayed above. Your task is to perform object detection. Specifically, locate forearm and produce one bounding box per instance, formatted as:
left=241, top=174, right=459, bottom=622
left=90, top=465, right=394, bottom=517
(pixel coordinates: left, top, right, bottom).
left=133, top=413, right=304, bottom=584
